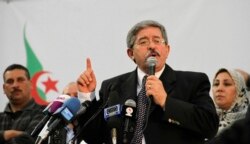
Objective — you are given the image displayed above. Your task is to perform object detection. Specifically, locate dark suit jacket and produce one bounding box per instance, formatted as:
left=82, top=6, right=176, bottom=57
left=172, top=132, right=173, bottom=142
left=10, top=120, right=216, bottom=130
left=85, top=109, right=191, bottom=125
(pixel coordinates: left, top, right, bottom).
left=77, top=64, right=219, bottom=144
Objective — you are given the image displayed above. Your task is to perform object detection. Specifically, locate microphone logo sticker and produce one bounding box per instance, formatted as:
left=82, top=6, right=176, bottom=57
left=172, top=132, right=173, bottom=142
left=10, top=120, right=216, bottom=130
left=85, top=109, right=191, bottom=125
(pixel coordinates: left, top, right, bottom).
left=125, top=107, right=133, bottom=117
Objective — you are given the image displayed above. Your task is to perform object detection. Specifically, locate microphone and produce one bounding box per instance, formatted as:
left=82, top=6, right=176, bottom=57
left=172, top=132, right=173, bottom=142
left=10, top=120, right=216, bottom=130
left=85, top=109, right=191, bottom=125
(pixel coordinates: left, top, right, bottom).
left=122, top=99, right=136, bottom=144
left=146, top=56, right=157, bottom=102
left=31, top=94, right=70, bottom=137
left=71, top=83, right=119, bottom=142
left=146, top=56, right=157, bottom=75
left=76, top=100, right=93, bottom=117
left=35, top=97, right=81, bottom=144
left=104, top=104, right=122, bottom=121
left=104, top=104, right=122, bottom=144
left=104, top=91, right=121, bottom=144
left=144, top=56, right=157, bottom=133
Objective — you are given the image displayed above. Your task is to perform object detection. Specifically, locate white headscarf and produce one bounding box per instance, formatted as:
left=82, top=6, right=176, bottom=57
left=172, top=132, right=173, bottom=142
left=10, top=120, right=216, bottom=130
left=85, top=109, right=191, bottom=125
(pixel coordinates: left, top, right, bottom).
left=214, top=68, right=250, bottom=135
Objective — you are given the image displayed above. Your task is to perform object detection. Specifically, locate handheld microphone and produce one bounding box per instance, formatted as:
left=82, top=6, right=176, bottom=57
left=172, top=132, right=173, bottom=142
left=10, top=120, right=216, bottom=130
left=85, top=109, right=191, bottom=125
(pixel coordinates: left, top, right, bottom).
left=35, top=97, right=81, bottom=144
left=122, top=99, right=136, bottom=144
left=146, top=56, right=157, bottom=102
left=31, top=94, right=70, bottom=137
left=146, top=56, right=157, bottom=75
left=104, top=91, right=121, bottom=144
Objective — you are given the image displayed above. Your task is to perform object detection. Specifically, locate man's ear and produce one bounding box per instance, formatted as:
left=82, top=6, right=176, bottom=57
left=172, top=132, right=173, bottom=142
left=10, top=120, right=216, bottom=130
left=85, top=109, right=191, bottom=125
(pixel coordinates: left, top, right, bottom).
left=3, top=84, right=6, bottom=94
left=127, top=48, right=136, bottom=63
left=127, top=48, right=134, bottom=61
left=165, top=44, right=171, bottom=59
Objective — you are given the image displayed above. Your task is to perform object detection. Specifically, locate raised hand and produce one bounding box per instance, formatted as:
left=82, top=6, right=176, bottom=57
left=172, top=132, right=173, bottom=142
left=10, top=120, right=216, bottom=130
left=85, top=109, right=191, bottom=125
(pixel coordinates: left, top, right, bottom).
left=77, top=58, right=97, bottom=93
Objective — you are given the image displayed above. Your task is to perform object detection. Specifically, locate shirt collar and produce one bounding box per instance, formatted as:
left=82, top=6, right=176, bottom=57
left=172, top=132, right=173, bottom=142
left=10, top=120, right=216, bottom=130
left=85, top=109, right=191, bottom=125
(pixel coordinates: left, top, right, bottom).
left=4, top=99, right=35, bottom=113
left=137, top=65, right=165, bottom=87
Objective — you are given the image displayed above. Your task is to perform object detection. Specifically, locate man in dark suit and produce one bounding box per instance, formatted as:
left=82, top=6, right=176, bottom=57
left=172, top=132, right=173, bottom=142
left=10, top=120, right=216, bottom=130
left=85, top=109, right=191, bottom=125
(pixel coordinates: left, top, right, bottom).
left=76, top=20, right=219, bottom=144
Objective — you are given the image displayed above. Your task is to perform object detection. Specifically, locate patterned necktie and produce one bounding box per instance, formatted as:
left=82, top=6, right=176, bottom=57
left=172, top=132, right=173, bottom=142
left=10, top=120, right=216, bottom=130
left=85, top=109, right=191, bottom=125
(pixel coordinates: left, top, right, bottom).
left=132, top=75, right=148, bottom=144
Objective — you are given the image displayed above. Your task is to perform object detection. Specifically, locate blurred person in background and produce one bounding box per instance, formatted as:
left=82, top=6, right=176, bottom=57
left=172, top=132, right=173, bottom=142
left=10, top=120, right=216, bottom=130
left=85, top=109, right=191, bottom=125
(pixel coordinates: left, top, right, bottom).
left=48, top=81, right=80, bottom=144
left=235, top=69, right=250, bottom=91
left=0, top=64, right=44, bottom=144
left=212, top=68, right=250, bottom=135
left=62, top=82, right=78, bottom=97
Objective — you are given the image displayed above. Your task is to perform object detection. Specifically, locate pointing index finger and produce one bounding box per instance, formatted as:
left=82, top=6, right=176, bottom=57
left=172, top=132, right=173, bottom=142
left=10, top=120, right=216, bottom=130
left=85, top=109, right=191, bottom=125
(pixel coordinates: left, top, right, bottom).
left=86, top=58, right=92, bottom=70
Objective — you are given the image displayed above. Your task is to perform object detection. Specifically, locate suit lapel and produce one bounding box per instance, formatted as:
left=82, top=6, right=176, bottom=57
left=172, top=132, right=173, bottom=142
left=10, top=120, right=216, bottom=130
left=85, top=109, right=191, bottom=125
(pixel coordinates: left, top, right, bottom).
left=119, top=65, right=176, bottom=100
left=120, top=70, right=138, bottom=103
left=160, top=64, right=176, bottom=94
left=148, top=65, right=176, bottom=114
left=118, top=65, right=176, bottom=112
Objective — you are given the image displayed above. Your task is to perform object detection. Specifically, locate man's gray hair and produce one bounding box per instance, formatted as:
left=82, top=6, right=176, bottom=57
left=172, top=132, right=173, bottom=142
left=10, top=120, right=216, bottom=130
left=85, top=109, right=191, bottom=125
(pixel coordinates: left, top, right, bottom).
left=126, top=20, right=168, bottom=49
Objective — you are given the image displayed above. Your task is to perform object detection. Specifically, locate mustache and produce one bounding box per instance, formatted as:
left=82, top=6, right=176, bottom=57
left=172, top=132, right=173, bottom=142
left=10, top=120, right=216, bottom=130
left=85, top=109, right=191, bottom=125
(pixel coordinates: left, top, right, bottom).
left=12, top=88, right=22, bottom=93
left=145, top=49, right=160, bottom=58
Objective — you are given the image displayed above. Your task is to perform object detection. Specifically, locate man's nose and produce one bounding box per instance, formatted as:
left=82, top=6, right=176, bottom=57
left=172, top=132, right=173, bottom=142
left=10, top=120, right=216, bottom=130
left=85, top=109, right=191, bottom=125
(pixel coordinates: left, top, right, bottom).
left=12, top=80, right=20, bottom=88
left=150, top=41, right=157, bottom=47
left=148, top=45, right=156, bottom=51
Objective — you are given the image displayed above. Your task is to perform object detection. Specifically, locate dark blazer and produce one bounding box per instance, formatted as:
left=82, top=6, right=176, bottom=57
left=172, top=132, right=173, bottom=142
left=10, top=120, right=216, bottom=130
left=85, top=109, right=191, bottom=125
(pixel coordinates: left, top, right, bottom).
left=77, top=64, right=219, bottom=144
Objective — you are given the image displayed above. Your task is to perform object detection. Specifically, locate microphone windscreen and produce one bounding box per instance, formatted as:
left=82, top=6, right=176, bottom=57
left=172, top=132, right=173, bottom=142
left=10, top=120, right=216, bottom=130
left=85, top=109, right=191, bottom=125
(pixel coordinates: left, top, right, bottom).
left=49, top=95, right=71, bottom=113
left=62, top=97, right=81, bottom=115
left=125, top=99, right=136, bottom=108
left=146, top=56, right=157, bottom=75
left=50, top=101, right=63, bottom=113
left=146, top=56, right=157, bottom=66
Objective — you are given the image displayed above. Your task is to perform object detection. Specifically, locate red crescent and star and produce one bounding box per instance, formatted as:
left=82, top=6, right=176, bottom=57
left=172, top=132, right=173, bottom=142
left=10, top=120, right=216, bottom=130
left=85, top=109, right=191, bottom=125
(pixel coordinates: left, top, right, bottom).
left=31, top=70, right=59, bottom=105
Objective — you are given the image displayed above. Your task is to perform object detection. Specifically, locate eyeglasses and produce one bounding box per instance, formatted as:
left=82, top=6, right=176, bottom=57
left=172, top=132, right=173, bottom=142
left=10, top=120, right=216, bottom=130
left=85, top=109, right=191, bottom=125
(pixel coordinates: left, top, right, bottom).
left=135, top=38, right=165, bottom=47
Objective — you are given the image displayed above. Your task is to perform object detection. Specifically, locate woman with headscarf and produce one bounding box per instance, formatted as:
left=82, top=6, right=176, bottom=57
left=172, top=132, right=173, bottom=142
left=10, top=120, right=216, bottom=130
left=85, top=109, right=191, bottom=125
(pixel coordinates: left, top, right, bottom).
left=212, top=68, right=250, bottom=135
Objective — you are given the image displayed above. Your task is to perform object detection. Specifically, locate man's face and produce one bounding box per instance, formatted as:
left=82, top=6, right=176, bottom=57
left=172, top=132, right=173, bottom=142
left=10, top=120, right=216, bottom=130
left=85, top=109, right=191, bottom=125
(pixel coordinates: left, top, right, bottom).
left=3, top=69, right=32, bottom=105
left=127, top=26, right=170, bottom=73
left=63, top=83, right=78, bottom=97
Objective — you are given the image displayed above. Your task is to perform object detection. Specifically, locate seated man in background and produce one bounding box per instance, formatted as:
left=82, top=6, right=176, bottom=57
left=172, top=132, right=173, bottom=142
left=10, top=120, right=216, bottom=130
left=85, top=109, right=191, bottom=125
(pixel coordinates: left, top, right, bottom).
left=0, top=64, right=44, bottom=144
left=63, top=82, right=78, bottom=144
left=62, top=82, right=78, bottom=97
left=48, top=81, right=80, bottom=144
